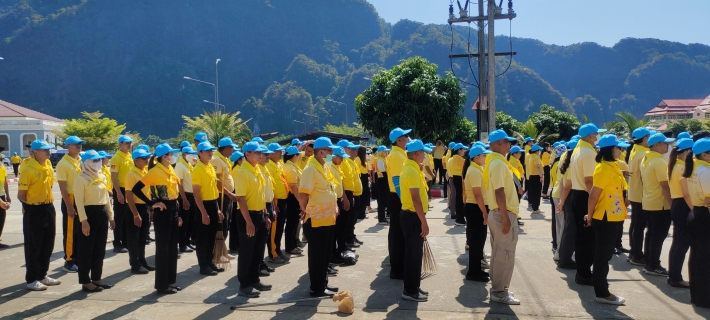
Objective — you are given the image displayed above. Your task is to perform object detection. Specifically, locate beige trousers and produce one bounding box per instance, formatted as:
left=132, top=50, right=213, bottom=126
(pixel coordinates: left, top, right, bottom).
left=488, top=209, right=519, bottom=297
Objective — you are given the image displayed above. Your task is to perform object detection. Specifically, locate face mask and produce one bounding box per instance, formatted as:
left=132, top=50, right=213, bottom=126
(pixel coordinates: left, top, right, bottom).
left=169, top=155, right=178, bottom=165
left=89, top=161, right=103, bottom=171
left=185, top=154, right=197, bottom=163
left=325, top=155, right=334, bottom=162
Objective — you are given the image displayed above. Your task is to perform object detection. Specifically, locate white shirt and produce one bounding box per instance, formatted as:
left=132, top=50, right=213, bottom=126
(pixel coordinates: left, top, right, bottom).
left=174, top=161, right=193, bottom=193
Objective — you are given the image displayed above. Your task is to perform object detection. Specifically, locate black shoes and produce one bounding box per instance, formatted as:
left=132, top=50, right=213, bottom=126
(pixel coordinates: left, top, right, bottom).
left=179, top=247, right=194, bottom=253
left=131, top=267, right=149, bottom=274
left=142, top=263, right=156, bottom=271
left=667, top=279, right=690, bottom=288
left=310, top=289, right=336, bottom=297
left=210, top=264, right=225, bottom=273
left=92, top=282, right=114, bottom=289
left=239, top=287, right=261, bottom=298
left=82, top=285, right=104, bottom=293
left=557, top=262, right=577, bottom=269
left=252, top=282, right=272, bottom=291
left=326, top=284, right=339, bottom=292
left=157, top=288, right=178, bottom=294
left=353, top=236, right=364, bottom=245
left=200, top=268, right=218, bottom=276
left=113, top=247, right=128, bottom=253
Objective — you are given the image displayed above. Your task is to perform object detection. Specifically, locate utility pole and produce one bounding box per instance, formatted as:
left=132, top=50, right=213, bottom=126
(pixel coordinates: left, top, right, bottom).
left=477, top=0, right=488, bottom=141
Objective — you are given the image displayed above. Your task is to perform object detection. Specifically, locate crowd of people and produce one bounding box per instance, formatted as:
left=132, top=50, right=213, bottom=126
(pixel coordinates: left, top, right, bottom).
left=2, top=123, right=708, bottom=309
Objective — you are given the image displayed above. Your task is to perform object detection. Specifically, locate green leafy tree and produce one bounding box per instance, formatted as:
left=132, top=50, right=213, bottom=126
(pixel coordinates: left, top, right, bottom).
left=53, top=111, right=133, bottom=151
left=667, top=120, right=687, bottom=136
left=449, top=118, right=477, bottom=144
left=616, top=111, right=649, bottom=134
left=495, top=111, right=524, bottom=136
left=355, top=56, right=466, bottom=141
left=513, top=119, right=559, bottom=144
left=686, top=119, right=703, bottom=134
left=322, top=123, right=366, bottom=137
left=182, top=110, right=252, bottom=145
left=528, top=104, right=581, bottom=140
left=603, top=119, right=629, bottom=138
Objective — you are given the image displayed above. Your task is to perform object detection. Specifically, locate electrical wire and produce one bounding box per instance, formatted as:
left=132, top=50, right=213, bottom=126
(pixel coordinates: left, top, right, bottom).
left=449, top=24, right=479, bottom=87
left=466, top=22, right=481, bottom=87
left=495, top=19, right=514, bottom=77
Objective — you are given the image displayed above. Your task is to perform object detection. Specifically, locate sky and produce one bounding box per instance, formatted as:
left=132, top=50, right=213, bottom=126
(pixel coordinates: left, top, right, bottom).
left=366, top=0, right=710, bottom=47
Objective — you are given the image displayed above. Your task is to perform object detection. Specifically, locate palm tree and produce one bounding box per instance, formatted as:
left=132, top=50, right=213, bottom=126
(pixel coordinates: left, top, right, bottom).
left=182, top=110, right=252, bottom=145
left=513, top=120, right=559, bottom=144
left=616, top=111, right=648, bottom=135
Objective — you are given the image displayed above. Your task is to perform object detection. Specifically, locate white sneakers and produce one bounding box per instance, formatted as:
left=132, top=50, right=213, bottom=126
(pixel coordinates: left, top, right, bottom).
left=490, top=293, right=520, bottom=305
left=226, top=254, right=236, bottom=260
left=27, top=276, right=62, bottom=291
left=40, top=276, right=62, bottom=286
left=595, top=296, right=626, bottom=305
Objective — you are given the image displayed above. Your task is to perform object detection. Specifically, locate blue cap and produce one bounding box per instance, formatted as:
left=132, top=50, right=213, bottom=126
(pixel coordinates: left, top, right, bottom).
left=597, top=134, right=630, bottom=149
left=154, top=143, right=179, bottom=157
left=97, top=151, right=113, bottom=158
left=566, top=140, right=579, bottom=150
left=314, top=137, right=335, bottom=149
left=218, top=137, right=239, bottom=149
left=631, top=127, right=654, bottom=140
left=448, top=142, right=456, bottom=149
left=510, top=146, right=522, bottom=154
left=578, top=123, right=606, bottom=137
left=405, top=140, right=432, bottom=153
left=230, top=151, right=244, bottom=162
left=676, top=138, right=693, bottom=151
left=64, top=136, right=85, bottom=145
left=118, top=135, right=133, bottom=143
left=132, top=149, right=152, bottom=160
left=81, top=149, right=105, bottom=162
left=291, top=138, right=303, bottom=146
left=285, top=146, right=300, bottom=156
left=181, top=147, right=197, bottom=155
left=333, top=147, right=350, bottom=158
left=648, top=133, right=675, bottom=147
left=489, top=129, right=517, bottom=143
left=552, top=142, right=561, bottom=148
left=693, top=138, right=710, bottom=154
left=677, top=132, right=691, bottom=140
left=376, top=145, right=390, bottom=153
left=469, top=146, right=491, bottom=158
left=336, top=140, right=351, bottom=148
left=453, top=143, right=469, bottom=151
left=389, top=127, right=412, bottom=143
left=242, top=142, right=263, bottom=153
left=179, top=141, right=191, bottom=148
left=425, top=143, right=435, bottom=148
left=30, top=140, right=55, bottom=151
left=473, top=141, right=485, bottom=147
left=194, top=132, right=208, bottom=143
left=12, top=152, right=16, bottom=155
left=268, top=143, right=285, bottom=152
left=571, top=135, right=581, bottom=141
left=530, top=144, right=542, bottom=152
left=136, top=144, right=149, bottom=151
left=524, top=137, right=533, bottom=143
left=262, top=147, right=274, bottom=154
left=251, top=137, right=265, bottom=143
left=348, top=142, right=361, bottom=149
left=197, top=142, right=217, bottom=152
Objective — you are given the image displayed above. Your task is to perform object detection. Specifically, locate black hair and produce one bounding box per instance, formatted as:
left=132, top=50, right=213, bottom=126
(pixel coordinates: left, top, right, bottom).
left=218, top=146, right=229, bottom=152
left=283, top=153, right=297, bottom=163
left=663, top=131, right=674, bottom=138
left=595, top=146, right=616, bottom=163
left=668, top=145, right=685, bottom=178
left=625, top=138, right=643, bottom=163
left=560, top=150, right=573, bottom=174
left=148, top=154, right=169, bottom=170
left=462, top=157, right=471, bottom=179
left=693, top=131, right=710, bottom=142
left=371, top=147, right=378, bottom=153
left=683, top=152, right=696, bottom=178
left=357, top=147, right=367, bottom=166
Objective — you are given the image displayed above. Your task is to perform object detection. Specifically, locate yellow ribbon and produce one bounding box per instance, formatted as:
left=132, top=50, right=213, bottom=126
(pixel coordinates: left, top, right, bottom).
left=642, top=151, right=664, bottom=169
left=62, top=154, right=82, bottom=174
left=307, top=156, right=338, bottom=189
left=483, top=152, right=517, bottom=188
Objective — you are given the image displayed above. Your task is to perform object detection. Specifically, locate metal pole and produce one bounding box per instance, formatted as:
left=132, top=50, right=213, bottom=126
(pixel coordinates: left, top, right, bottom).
left=477, top=0, right=488, bottom=142
left=487, top=0, right=496, bottom=131
left=215, top=59, right=221, bottom=112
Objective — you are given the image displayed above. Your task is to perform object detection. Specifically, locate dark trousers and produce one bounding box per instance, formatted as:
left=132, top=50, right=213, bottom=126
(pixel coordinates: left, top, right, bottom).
left=557, top=198, right=577, bottom=266
left=229, top=202, right=240, bottom=250
left=153, top=200, right=179, bottom=290
left=284, top=193, right=301, bottom=252
left=464, top=203, right=488, bottom=278
left=267, top=199, right=287, bottom=258
left=344, top=190, right=358, bottom=243
left=689, top=206, right=710, bottom=308
left=0, top=195, right=6, bottom=240
left=645, top=209, right=671, bottom=269
left=195, top=200, right=219, bottom=269
left=61, top=198, right=78, bottom=264
left=571, top=190, right=594, bottom=278
left=542, top=166, right=551, bottom=195
left=453, top=176, right=465, bottom=224
left=376, top=174, right=389, bottom=222
left=400, top=210, right=424, bottom=294
left=629, top=201, right=650, bottom=260
left=178, top=193, right=196, bottom=250
left=304, top=221, right=334, bottom=293
left=23, top=204, right=56, bottom=283
left=12, top=163, right=19, bottom=176
left=219, top=196, right=233, bottom=237
left=551, top=197, right=557, bottom=249
left=334, top=198, right=349, bottom=253
left=434, top=158, right=445, bottom=184
left=442, top=172, right=448, bottom=198
left=388, top=193, right=405, bottom=276
left=112, top=188, right=128, bottom=249
left=669, top=198, right=691, bottom=282
left=126, top=204, right=149, bottom=269
left=77, top=205, right=108, bottom=284
left=360, top=174, right=371, bottom=213
left=527, top=175, right=542, bottom=211
left=236, top=211, right=266, bottom=289
left=592, top=216, right=622, bottom=298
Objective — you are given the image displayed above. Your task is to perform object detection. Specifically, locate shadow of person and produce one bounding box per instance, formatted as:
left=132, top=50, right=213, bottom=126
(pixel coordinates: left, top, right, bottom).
left=561, top=267, right=634, bottom=319
left=0, top=270, right=65, bottom=302
left=364, top=223, right=386, bottom=233
left=455, top=280, right=490, bottom=309
left=363, top=256, right=402, bottom=313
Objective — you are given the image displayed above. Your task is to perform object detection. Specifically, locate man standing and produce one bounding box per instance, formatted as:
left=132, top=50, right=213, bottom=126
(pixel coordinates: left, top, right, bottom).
left=484, top=130, right=520, bottom=305
left=266, top=143, right=290, bottom=263
left=109, top=135, right=134, bottom=253
left=628, top=127, right=653, bottom=266
left=56, top=136, right=85, bottom=273
left=432, top=140, right=446, bottom=185
left=387, top=127, right=411, bottom=280
left=212, top=137, right=239, bottom=254
left=11, top=152, right=21, bottom=177
left=175, top=147, right=197, bottom=253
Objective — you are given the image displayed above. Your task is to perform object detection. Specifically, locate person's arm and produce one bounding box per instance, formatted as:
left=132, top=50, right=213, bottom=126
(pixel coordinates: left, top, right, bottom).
left=192, top=185, right=209, bottom=226
left=125, top=189, right=142, bottom=227
left=298, top=193, right=309, bottom=220
left=494, top=188, right=511, bottom=234
left=660, top=181, right=672, bottom=209
left=535, top=158, right=544, bottom=183
left=131, top=181, right=152, bottom=205
left=556, top=179, right=572, bottom=212
left=4, top=180, right=9, bottom=204
left=17, top=190, right=27, bottom=203
left=409, top=188, right=429, bottom=237
left=236, top=196, right=254, bottom=236
left=585, top=186, right=602, bottom=227
left=178, top=182, right=189, bottom=210
left=111, top=172, right=123, bottom=204
left=680, top=178, right=693, bottom=210
left=57, top=179, right=76, bottom=218
left=472, top=187, right=488, bottom=225
left=425, top=166, right=434, bottom=181
left=584, top=176, right=593, bottom=193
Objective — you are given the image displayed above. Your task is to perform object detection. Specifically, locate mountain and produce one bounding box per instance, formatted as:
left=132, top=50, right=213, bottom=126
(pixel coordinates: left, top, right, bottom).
left=1, top=0, right=709, bottom=138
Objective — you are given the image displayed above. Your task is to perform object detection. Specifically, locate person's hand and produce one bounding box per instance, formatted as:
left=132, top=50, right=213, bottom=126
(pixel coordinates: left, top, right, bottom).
left=420, top=220, right=429, bottom=238
left=518, top=188, right=525, bottom=196
left=133, top=215, right=142, bottom=227
left=178, top=217, right=183, bottom=227
left=67, top=205, right=76, bottom=218
left=274, top=204, right=280, bottom=214
left=335, top=206, right=340, bottom=217
left=152, top=202, right=166, bottom=211
left=116, top=192, right=125, bottom=204
left=227, top=193, right=238, bottom=202
left=584, top=214, right=593, bottom=227
left=556, top=202, right=563, bottom=213
left=343, top=198, right=350, bottom=211
left=202, top=214, right=210, bottom=225
left=246, top=221, right=255, bottom=237
left=502, top=218, right=511, bottom=235
left=624, top=198, right=630, bottom=208
left=540, top=177, right=544, bottom=184
left=483, top=213, right=488, bottom=226
left=6, top=197, right=10, bottom=204
left=182, top=200, right=190, bottom=211
left=265, top=217, right=272, bottom=230
left=622, top=170, right=631, bottom=178
left=81, top=220, right=90, bottom=236
left=0, top=201, right=8, bottom=210
left=109, top=220, right=116, bottom=230
left=217, top=209, right=224, bottom=222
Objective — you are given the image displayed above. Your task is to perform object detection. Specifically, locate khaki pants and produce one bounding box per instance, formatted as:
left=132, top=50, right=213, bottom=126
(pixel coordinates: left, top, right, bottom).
left=488, top=209, right=519, bottom=298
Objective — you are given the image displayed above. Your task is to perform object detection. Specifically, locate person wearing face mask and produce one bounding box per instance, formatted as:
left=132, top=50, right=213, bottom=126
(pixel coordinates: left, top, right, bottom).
left=175, top=147, right=198, bottom=254
left=74, top=150, right=116, bottom=292
left=374, top=146, right=390, bottom=224
left=387, top=127, right=412, bottom=280
left=130, top=143, right=183, bottom=294
left=124, top=149, right=154, bottom=275
left=211, top=138, right=239, bottom=257
left=335, top=140, right=359, bottom=250
left=345, top=143, right=364, bottom=247
left=56, top=136, right=86, bottom=273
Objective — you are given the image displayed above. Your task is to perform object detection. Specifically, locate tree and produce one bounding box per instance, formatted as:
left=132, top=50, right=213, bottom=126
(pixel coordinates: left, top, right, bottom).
left=182, top=110, right=252, bottom=145
left=495, top=111, right=524, bottom=136
left=513, top=119, right=559, bottom=144
left=322, top=123, right=366, bottom=137
left=667, top=121, right=687, bottom=136
left=53, top=111, right=135, bottom=151
left=603, top=119, right=629, bottom=138
left=686, top=119, right=703, bottom=134
left=355, top=56, right=466, bottom=141
left=528, top=104, right=581, bottom=141
left=449, top=117, right=477, bottom=144
left=616, top=111, right=649, bottom=135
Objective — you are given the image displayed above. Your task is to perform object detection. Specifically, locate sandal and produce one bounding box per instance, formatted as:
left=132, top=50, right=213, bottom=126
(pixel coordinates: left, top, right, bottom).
left=82, top=284, right=104, bottom=293
left=169, top=285, right=183, bottom=291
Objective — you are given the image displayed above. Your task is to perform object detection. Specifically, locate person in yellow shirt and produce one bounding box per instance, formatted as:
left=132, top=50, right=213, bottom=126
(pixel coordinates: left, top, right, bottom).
left=229, top=151, right=245, bottom=254
left=282, top=146, right=303, bottom=254
left=526, top=144, right=544, bottom=214
left=463, top=145, right=491, bottom=283
left=265, top=143, right=290, bottom=263
left=298, top=137, right=338, bottom=297
left=212, top=137, right=239, bottom=251
left=192, top=132, right=208, bottom=151
left=422, top=143, right=435, bottom=201
left=627, top=127, right=653, bottom=266
left=449, top=143, right=468, bottom=225
left=124, top=148, right=153, bottom=275
left=584, top=134, right=628, bottom=305
left=19, top=139, right=62, bottom=291
left=442, top=142, right=454, bottom=198
left=398, top=140, right=430, bottom=302
left=97, top=151, right=113, bottom=197
left=74, top=150, right=116, bottom=292
left=507, top=146, right=525, bottom=201
left=433, top=140, right=447, bottom=185
left=110, top=135, right=135, bottom=253
left=175, top=147, right=197, bottom=254
left=666, top=138, right=693, bottom=288
left=549, top=143, right=567, bottom=258
left=386, top=127, right=411, bottom=280
left=0, top=159, right=9, bottom=249
left=641, top=133, right=675, bottom=276
left=330, top=147, right=352, bottom=260
left=191, top=143, right=223, bottom=276
left=344, top=142, right=364, bottom=247
left=297, top=139, right=315, bottom=170
left=556, top=139, right=579, bottom=269
left=541, top=142, right=552, bottom=199
left=374, top=145, right=390, bottom=224
left=11, top=152, right=21, bottom=176
left=56, top=135, right=85, bottom=273
left=356, top=146, right=372, bottom=220
left=335, top=140, right=360, bottom=248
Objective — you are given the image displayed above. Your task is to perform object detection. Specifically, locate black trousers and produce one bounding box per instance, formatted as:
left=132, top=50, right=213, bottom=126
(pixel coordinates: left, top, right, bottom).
left=464, top=203, right=488, bottom=278
left=388, top=193, right=405, bottom=277
left=376, top=174, right=389, bottom=222
left=195, top=200, right=219, bottom=269
left=153, top=200, right=179, bottom=290
left=551, top=197, right=557, bottom=249
left=334, top=198, right=349, bottom=253
left=434, top=158, right=444, bottom=184
left=452, top=176, right=465, bottom=224
left=0, top=195, right=6, bottom=240
left=442, top=172, right=448, bottom=198
left=344, top=190, right=358, bottom=243
left=592, top=216, right=622, bottom=298
left=178, top=193, right=196, bottom=250
left=557, top=198, right=577, bottom=266
left=12, top=163, right=19, bottom=176
left=360, top=174, right=371, bottom=214
left=219, top=195, right=233, bottom=238
left=61, top=198, right=78, bottom=264
left=689, top=206, right=710, bottom=308
left=542, top=166, right=551, bottom=195
left=77, top=205, right=109, bottom=284
left=527, top=175, right=542, bottom=211
left=645, top=209, right=671, bottom=269
left=229, top=201, right=240, bottom=251
left=236, top=210, right=266, bottom=289
left=126, top=204, right=150, bottom=269
left=571, top=190, right=594, bottom=278
left=629, top=201, right=650, bottom=260
left=112, top=188, right=128, bottom=249
left=304, top=221, right=334, bottom=293
left=401, top=210, right=424, bottom=294
left=23, top=204, right=56, bottom=283
left=267, top=199, right=287, bottom=258
left=284, top=193, right=301, bottom=252
left=669, top=198, right=691, bottom=282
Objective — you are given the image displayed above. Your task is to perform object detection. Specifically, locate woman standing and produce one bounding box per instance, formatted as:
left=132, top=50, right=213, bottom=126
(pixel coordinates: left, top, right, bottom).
left=550, top=143, right=567, bottom=256
left=356, top=147, right=371, bottom=220
left=541, top=143, right=552, bottom=199
left=584, top=134, right=628, bottom=305
left=130, top=143, right=183, bottom=294
left=283, top=147, right=303, bottom=255
left=125, top=149, right=154, bottom=275
left=229, top=151, right=244, bottom=254
left=462, top=145, right=490, bottom=282
left=74, top=150, right=116, bottom=292
left=507, top=146, right=525, bottom=201
left=667, top=138, right=693, bottom=288
left=526, top=145, right=544, bottom=214
left=374, top=146, right=390, bottom=224
left=449, top=143, right=468, bottom=226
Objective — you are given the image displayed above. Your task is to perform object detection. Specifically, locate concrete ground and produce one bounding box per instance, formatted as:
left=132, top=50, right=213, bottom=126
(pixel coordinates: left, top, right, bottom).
left=0, top=182, right=709, bottom=320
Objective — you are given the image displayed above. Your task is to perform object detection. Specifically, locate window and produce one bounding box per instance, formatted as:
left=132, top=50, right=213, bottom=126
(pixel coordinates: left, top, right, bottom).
left=669, top=115, right=676, bottom=120
left=655, top=116, right=662, bottom=120
left=705, top=113, right=710, bottom=119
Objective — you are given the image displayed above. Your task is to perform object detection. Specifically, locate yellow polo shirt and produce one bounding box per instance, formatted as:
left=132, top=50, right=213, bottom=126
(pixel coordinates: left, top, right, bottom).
left=687, top=161, right=710, bottom=207
left=0, top=165, right=6, bottom=196
left=11, top=155, right=21, bottom=164
left=299, top=157, right=337, bottom=227
left=486, top=158, right=520, bottom=216
left=526, top=153, right=542, bottom=178
left=74, top=174, right=114, bottom=222
left=18, top=158, right=55, bottom=205
left=464, top=163, right=487, bottom=205
left=192, top=161, right=219, bottom=201
left=641, top=152, right=670, bottom=211
left=571, top=140, right=597, bottom=191
left=357, top=157, right=368, bottom=174
left=509, top=156, right=524, bottom=178
left=387, top=146, right=407, bottom=193
left=141, top=163, right=180, bottom=200
left=541, top=152, right=551, bottom=167
left=551, top=160, right=561, bottom=198
left=266, top=160, right=288, bottom=200
left=298, top=154, right=309, bottom=170
left=669, top=160, right=685, bottom=199
left=56, top=154, right=82, bottom=195
left=174, top=158, right=194, bottom=194
left=110, top=150, right=134, bottom=188
left=345, top=158, right=362, bottom=196
left=340, top=157, right=355, bottom=191
left=447, top=154, right=465, bottom=176
left=422, top=153, right=434, bottom=181
left=327, top=162, right=344, bottom=198
left=433, top=145, right=446, bottom=159
left=400, top=159, right=429, bottom=212
left=19, top=157, right=31, bottom=174
left=628, top=145, right=648, bottom=203
left=234, top=161, right=266, bottom=211
left=591, top=161, right=628, bottom=221
left=283, top=160, right=302, bottom=187
left=125, top=167, right=149, bottom=205
left=211, top=152, right=234, bottom=193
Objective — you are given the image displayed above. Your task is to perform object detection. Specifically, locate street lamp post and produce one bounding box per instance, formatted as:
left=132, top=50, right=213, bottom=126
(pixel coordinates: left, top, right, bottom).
left=304, top=113, right=319, bottom=130
left=293, top=120, right=306, bottom=134
left=215, top=59, right=220, bottom=111
left=327, top=99, right=348, bottom=125
left=183, top=76, right=217, bottom=112
left=204, top=100, right=226, bottom=108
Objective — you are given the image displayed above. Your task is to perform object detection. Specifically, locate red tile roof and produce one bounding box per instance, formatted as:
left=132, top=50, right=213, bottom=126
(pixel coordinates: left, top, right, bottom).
left=658, top=99, right=704, bottom=108
left=0, top=99, right=62, bottom=122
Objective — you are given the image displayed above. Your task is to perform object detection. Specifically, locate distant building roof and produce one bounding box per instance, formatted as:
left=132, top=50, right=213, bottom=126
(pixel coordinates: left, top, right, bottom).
left=0, top=99, right=62, bottom=122
left=645, top=98, right=705, bottom=117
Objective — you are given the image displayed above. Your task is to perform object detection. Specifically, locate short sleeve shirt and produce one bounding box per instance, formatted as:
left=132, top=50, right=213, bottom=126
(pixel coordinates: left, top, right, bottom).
left=191, top=161, right=219, bottom=201
left=628, top=146, right=648, bottom=202
left=486, top=158, right=520, bottom=216
left=0, top=165, right=6, bottom=196
left=18, top=158, right=54, bottom=205
left=641, top=153, right=670, bottom=210
left=387, top=146, right=407, bottom=193
left=400, top=160, right=429, bottom=212
left=571, top=141, right=597, bottom=191
left=109, top=150, right=134, bottom=188
left=234, top=162, right=266, bottom=211
left=266, top=160, right=288, bottom=200
left=592, top=162, right=628, bottom=221
left=688, top=163, right=710, bottom=207
left=211, top=153, right=234, bottom=193
left=327, top=162, right=344, bottom=199
left=464, top=164, right=487, bottom=205
left=283, top=161, right=302, bottom=186
left=669, top=161, right=685, bottom=199
left=174, top=160, right=194, bottom=193
left=299, top=158, right=337, bottom=227
left=140, top=163, right=180, bottom=200
left=526, top=154, right=542, bottom=178
left=56, top=155, right=82, bottom=195
left=448, top=155, right=465, bottom=176
left=125, top=167, right=149, bottom=205
left=541, top=152, right=551, bottom=167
